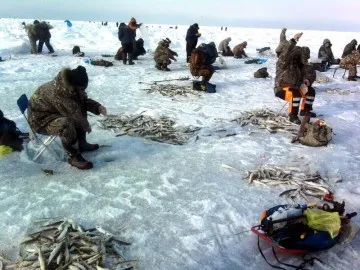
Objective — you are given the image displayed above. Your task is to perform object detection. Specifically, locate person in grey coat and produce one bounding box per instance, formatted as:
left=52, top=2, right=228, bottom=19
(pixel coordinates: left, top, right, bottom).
left=342, top=39, right=357, bottom=58
left=318, top=39, right=339, bottom=66
left=218, top=37, right=233, bottom=56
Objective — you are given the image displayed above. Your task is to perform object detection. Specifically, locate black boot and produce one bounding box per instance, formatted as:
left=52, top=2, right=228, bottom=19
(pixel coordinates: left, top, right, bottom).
left=348, top=77, right=357, bottom=81
left=76, top=128, right=99, bottom=152
left=68, top=152, right=93, bottom=170
left=289, top=113, right=301, bottom=124
left=122, top=51, right=127, bottom=64
left=128, top=53, right=135, bottom=65
left=300, top=110, right=317, bottom=117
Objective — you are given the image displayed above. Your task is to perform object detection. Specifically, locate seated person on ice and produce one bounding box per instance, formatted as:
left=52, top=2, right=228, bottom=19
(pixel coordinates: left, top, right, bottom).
left=189, top=42, right=218, bottom=86
left=218, top=37, right=234, bottom=56
left=28, top=66, right=107, bottom=170
left=342, top=39, right=357, bottom=58
left=340, top=46, right=360, bottom=81
left=274, top=29, right=316, bottom=124
left=0, top=109, right=25, bottom=152
left=318, top=39, right=340, bottom=71
left=233, top=41, right=248, bottom=59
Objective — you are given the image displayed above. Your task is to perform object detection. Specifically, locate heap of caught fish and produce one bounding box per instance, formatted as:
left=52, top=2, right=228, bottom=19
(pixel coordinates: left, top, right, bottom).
left=244, top=165, right=334, bottom=201
left=143, top=83, right=201, bottom=97
left=98, top=113, right=200, bottom=145
left=0, top=219, right=136, bottom=270
left=231, top=109, right=298, bottom=134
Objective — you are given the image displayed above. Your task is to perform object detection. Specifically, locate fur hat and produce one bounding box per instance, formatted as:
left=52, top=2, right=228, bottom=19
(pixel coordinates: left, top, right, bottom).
left=69, top=66, right=88, bottom=88
left=72, top=46, right=81, bottom=55
left=193, top=23, right=199, bottom=29
left=33, top=20, right=40, bottom=24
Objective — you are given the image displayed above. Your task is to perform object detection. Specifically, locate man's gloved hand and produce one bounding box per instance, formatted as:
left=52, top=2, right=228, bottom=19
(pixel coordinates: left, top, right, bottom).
left=197, top=32, right=201, bottom=37
left=293, top=32, right=303, bottom=41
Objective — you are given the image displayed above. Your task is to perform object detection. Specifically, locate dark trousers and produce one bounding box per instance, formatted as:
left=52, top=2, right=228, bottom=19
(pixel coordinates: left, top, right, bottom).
left=186, top=42, right=197, bottom=63
left=38, top=39, right=54, bottom=53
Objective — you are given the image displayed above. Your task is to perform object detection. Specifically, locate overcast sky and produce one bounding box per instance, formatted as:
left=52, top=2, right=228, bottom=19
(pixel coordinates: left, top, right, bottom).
left=1, top=0, right=359, bottom=31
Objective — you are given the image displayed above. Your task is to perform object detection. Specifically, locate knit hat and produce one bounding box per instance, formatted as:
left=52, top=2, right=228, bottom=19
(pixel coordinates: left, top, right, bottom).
left=69, top=66, right=88, bottom=88
left=193, top=23, right=199, bottom=29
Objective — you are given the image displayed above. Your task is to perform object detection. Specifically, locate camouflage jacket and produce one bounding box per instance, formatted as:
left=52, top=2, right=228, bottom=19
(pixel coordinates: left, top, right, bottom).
left=28, top=68, right=101, bottom=132
left=274, top=34, right=303, bottom=94
left=340, top=50, right=360, bottom=66
left=24, top=24, right=38, bottom=41
left=154, top=42, right=177, bottom=62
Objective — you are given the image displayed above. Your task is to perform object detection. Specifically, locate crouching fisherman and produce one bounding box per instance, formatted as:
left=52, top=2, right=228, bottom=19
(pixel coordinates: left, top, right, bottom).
left=28, top=66, right=107, bottom=169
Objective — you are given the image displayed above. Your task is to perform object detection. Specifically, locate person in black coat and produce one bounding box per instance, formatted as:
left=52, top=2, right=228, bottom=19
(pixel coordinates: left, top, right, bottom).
left=118, top=23, right=136, bottom=65
left=0, top=110, right=24, bottom=151
left=133, top=38, right=146, bottom=60
left=36, top=21, right=55, bottom=53
left=186, top=23, right=201, bottom=63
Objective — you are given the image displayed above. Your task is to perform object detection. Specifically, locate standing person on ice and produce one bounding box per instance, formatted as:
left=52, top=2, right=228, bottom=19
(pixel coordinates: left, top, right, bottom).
left=128, top=17, right=142, bottom=37
left=24, top=20, right=39, bottom=54
left=28, top=66, right=107, bottom=170
left=118, top=22, right=136, bottom=65
left=186, top=23, right=201, bottom=63
left=274, top=28, right=306, bottom=124
left=36, top=21, right=55, bottom=54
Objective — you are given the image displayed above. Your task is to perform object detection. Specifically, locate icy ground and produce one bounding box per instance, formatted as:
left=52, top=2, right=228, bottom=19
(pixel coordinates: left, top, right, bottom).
left=0, top=19, right=360, bottom=269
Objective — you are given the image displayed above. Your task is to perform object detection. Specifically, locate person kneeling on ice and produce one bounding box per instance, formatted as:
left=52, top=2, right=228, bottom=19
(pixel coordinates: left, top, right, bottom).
left=339, top=47, right=360, bottom=81
left=154, top=38, right=178, bottom=71
left=189, top=42, right=218, bottom=86
left=218, top=37, right=234, bottom=56
left=28, top=66, right=107, bottom=170
left=274, top=28, right=305, bottom=124
left=233, top=41, right=248, bottom=59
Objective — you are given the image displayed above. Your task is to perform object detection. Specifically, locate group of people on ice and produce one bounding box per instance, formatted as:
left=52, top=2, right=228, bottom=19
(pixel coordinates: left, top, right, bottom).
left=1, top=18, right=360, bottom=169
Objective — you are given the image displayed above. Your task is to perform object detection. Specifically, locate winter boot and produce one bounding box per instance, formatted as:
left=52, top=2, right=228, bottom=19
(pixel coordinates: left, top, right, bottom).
left=348, top=77, right=357, bottom=81
left=289, top=113, right=301, bottom=125
left=128, top=54, right=135, bottom=65
left=68, top=152, right=93, bottom=170
left=78, top=141, right=99, bottom=152
left=122, top=51, right=127, bottom=64
left=161, top=66, right=170, bottom=71
left=155, top=64, right=161, bottom=70
left=300, top=110, right=317, bottom=117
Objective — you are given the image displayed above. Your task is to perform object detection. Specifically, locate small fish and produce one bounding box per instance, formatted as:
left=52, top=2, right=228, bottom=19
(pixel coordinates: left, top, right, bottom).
left=42, top=169, right=54, bottom=176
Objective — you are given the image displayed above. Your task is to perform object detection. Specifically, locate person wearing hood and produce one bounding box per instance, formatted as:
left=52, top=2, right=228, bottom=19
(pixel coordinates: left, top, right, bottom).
left=118, top=22, right=136, bottom=65
left=318, top=39, right=340, bottom=68
left=189, top=42, right=218, bottom=85
left=128, top=17, right=142, bottom=36
left=154, top=38, right=178, bottom=71
left=28, top=66, right=107, bottom=169
left=274, top=28, right=304, bottom=124
left=342, top=39, right=357, bottom=58
left=340, top=49, right=360, bottom=81
left=186, top=23, right=201, bottom=63
left=233, top=41, right=248, bottom=58
left=218, top=37, right=233, bottom=56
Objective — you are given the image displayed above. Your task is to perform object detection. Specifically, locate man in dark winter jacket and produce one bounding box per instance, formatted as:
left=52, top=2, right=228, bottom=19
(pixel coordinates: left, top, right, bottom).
left=28, top=66, right=107, bottom=169
left=342, top=39, right=357, bottom=58
left=186, top=23, right=201, bottom=63
left=118, top=22, right=136, bottom=65
left=36, top=21, right=55, bottom=53
left=318, top=39, right=339, bottom=68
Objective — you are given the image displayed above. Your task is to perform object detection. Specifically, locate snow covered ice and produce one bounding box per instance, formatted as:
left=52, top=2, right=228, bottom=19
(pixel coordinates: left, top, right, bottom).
left=0, top=18, right=360, bottom=269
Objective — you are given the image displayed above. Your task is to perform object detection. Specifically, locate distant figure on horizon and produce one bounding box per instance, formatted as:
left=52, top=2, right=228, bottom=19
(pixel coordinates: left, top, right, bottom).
left=342, top=39, right=358, bottom=58
left=233, top=42, right=248, bottom=58
left=116, top=22, right=119, bottom=27
left=221, top=26, right=223, bottom=31
left=186, top=23, right=201, bottom=63
left=218, top=37, right=234, bottom=56
left=225, top=27, right=228, bottom=31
